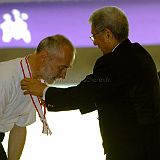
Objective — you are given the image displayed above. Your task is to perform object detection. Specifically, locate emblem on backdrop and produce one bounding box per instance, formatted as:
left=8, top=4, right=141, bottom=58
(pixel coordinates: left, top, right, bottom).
left=0, top=9, right=31, bottom=43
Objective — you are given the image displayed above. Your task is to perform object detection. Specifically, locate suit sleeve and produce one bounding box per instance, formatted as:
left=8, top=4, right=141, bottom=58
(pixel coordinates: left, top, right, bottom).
left=45, top=75, right=98, bottom=114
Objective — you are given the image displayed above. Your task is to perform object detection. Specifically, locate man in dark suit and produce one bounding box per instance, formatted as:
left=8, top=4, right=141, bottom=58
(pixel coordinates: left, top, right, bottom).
left=21, top=6, right=160, bottom=160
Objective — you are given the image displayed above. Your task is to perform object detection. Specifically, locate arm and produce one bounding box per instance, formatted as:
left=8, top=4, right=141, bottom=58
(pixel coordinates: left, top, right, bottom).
left=45, top=77, right=97, bottom=113
left=8, top=124, right=26, bottom=160
left=21, top=76, right=97, bottom=113
left=21, top=70, right=139, bottom=114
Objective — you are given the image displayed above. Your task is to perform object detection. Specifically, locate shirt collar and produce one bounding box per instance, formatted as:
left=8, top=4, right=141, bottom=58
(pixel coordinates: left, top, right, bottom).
left=112, top=43, right=120, bottom=52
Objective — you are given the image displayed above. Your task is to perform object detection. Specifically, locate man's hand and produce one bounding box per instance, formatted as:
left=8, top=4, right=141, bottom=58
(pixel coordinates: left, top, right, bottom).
left=21, top=78, right=47, bottom=97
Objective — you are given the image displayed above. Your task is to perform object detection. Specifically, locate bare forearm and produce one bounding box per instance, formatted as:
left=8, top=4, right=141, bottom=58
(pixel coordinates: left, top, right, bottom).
left=8, top=125, right=26, bottom=160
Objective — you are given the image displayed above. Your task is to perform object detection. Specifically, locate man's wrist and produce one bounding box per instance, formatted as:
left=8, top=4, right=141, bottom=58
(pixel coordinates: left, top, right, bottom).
left=42, top=86, right=49, bottom=100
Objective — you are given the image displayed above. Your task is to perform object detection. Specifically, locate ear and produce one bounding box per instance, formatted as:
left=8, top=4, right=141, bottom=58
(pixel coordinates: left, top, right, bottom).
left=105, top=28, right=113, bottom=39
left=39, top=51, right=49, bottom=62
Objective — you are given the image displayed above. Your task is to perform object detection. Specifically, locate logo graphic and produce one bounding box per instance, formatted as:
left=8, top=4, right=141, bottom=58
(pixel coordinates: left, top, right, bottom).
left=0, top=9, right=31, bottom=43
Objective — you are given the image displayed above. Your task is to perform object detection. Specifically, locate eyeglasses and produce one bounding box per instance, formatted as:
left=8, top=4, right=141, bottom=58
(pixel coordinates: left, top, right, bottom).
left=89, top=28, right=105, bottom=41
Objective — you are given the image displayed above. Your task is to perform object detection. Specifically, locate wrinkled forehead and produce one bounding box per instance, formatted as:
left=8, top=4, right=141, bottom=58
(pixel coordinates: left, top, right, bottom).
left=63, top=46, right=75, bottom=67
left=52, top=45, right=75, bottom=67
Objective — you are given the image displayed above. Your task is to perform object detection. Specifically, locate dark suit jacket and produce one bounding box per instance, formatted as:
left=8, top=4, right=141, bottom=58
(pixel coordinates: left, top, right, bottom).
left=46, top=39, right=160, bottom=160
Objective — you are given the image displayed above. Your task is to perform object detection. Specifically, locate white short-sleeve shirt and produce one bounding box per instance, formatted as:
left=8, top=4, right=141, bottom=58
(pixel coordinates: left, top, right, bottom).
left=0, top=58, right=36, bottom=132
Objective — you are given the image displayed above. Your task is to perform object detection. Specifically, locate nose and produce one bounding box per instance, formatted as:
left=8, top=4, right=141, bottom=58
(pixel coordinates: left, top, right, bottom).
left=93, top=39, right=98, bottom=46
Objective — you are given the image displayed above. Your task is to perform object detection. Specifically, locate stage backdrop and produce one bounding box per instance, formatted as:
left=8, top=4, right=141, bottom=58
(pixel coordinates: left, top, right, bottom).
left=0, top=0, right=160, bottom=48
